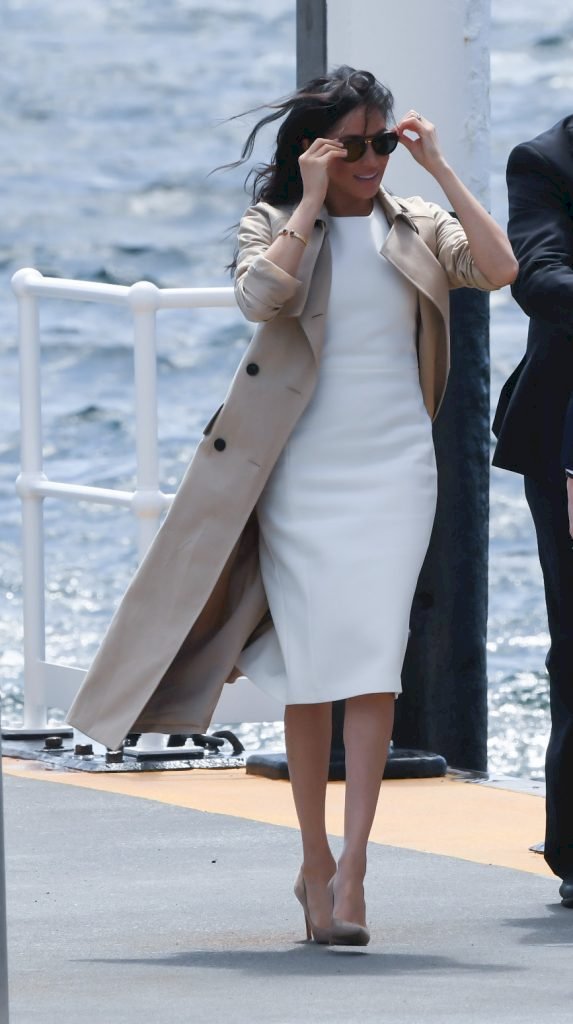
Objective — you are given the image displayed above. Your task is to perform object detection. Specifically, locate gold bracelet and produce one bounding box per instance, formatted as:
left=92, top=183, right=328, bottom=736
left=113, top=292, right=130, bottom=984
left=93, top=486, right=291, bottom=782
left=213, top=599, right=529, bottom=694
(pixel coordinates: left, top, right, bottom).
left=278, top=228, right=308, bottom=247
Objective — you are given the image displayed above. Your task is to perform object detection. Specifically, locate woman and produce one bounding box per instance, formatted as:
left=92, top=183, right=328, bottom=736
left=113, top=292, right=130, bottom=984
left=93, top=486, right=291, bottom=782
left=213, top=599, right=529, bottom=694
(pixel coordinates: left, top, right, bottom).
left=67, top=67, right=517, bottom=947
left=229, top=67, right=517, bottom=945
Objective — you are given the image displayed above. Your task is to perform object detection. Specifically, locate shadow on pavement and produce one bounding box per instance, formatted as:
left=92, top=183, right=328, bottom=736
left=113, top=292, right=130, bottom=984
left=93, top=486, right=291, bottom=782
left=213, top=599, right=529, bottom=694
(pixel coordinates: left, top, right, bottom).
left=502, top=906, right=573, bottom=946
left=81, top=947, right=521, bottom=977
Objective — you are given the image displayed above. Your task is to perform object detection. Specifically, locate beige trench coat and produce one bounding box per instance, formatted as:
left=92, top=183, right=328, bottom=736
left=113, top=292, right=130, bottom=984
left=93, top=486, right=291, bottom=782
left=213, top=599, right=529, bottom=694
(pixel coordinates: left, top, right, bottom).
left=67, top=188, right=496, bottom=749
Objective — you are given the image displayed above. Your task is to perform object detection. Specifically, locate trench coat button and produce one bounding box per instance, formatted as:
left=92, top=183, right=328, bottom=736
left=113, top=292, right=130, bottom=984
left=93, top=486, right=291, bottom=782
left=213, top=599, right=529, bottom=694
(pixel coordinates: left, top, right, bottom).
left=214, top=438, right=226, bottom=452
left=246, top=362, right=259, bottom=376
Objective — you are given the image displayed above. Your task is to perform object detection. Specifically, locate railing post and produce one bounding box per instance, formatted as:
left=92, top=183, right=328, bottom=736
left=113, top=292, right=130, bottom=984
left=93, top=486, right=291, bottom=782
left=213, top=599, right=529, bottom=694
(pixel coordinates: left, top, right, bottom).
left=0, top=735, right=9, bottom=1023
left=128, top=282, right=164, bottom=561
left=12, top=270, right=48, bottom=730
left=126, top=282, right=169, bottom=755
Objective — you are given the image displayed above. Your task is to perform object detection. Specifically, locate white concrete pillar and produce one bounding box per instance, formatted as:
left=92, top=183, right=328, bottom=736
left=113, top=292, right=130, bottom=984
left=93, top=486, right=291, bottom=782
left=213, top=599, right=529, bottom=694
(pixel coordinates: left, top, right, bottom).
left=297, top=0, right=493, bottom=771
left=325, top=0, right=490, bottom=206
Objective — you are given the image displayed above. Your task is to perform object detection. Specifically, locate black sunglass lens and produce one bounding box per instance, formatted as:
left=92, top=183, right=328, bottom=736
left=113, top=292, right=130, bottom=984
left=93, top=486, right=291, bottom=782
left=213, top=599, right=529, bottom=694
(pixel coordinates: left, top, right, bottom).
left=372, top=132, right=398, bottom=156
left=343, top=139, right=366, bottom=163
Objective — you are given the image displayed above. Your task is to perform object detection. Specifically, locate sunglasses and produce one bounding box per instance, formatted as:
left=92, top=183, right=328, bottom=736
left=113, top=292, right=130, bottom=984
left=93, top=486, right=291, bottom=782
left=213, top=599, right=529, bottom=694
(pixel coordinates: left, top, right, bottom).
left=340, top=130, right=399, bottom=163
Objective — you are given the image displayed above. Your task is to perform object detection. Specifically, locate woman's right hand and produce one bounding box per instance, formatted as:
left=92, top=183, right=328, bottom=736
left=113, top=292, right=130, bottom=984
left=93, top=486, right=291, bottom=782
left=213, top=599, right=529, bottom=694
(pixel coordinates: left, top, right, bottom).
left=298, top=137, right=347, bottom=208
left=258, top=137, right=346, bottom=282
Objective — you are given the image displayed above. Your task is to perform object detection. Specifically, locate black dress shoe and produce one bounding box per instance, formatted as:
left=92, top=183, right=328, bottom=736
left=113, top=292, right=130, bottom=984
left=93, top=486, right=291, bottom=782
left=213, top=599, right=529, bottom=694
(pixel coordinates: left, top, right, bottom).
left=558, top=878, right=573, bottom=908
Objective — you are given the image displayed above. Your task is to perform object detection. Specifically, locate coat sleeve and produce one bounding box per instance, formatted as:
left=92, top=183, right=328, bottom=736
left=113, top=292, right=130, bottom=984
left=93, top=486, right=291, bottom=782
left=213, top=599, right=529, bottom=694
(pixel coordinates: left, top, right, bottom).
left=425, top=201, right=498, bottom=291
left=506, top=141, right=573, bottom=331
left=234, top=203, right=304, bottom=322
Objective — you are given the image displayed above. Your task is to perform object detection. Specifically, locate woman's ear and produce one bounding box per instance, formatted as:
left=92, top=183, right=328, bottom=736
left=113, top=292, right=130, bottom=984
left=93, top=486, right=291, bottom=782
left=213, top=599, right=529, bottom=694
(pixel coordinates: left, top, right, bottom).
left=301, top=138, right=310, bottom=152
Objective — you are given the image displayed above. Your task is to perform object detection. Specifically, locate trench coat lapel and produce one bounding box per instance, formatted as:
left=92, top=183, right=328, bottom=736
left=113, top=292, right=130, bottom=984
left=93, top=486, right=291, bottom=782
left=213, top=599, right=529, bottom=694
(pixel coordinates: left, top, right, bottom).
left=306, top=191, right=450, bottom=337
left=282, top=189, right=450, bottom=370
left=378, top=191, right=450, bottom=327
left=274, top=189, right=452, bottom=370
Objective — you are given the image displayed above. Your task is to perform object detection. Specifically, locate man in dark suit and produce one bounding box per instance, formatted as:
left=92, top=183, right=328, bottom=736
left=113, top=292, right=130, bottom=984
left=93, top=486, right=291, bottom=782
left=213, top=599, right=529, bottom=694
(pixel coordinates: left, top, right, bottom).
left=493, top=115, right=573, bottom=906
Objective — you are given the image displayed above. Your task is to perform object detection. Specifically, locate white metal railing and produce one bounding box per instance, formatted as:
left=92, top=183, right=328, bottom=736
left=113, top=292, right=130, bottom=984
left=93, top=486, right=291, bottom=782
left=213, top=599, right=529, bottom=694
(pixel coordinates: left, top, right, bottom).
left=10, top=268, right=283, bottom=737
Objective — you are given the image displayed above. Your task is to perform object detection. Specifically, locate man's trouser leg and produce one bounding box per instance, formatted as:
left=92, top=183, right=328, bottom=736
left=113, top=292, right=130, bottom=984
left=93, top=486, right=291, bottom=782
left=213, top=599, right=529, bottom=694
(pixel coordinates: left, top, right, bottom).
left=524, top=475, right=573, bottom=879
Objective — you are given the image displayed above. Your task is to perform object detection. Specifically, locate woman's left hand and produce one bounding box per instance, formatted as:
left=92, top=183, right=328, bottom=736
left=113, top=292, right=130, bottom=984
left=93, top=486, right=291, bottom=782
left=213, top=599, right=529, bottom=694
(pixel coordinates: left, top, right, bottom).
left=396, top=109, right=518, bottom=289
left=396, top=111, right=446, bottom=177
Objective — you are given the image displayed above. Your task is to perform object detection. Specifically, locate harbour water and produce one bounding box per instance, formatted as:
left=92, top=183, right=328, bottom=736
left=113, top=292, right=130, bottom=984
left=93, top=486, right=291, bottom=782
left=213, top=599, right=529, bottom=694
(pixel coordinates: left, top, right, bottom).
left=1, top=0, right=572, bottom=777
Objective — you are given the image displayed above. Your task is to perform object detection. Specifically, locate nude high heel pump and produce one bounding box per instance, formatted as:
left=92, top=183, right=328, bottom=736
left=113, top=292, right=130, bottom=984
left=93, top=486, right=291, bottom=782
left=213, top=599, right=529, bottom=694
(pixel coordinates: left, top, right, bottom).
left=328, top=877, right=371, bottom=947
left=293, top=871, right=332, bottom=944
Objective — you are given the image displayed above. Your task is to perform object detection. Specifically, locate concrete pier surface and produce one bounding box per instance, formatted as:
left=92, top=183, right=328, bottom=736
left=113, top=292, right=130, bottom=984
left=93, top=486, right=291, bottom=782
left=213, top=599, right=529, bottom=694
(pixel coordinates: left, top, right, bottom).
left=3, top=760, right=572, bottom=1023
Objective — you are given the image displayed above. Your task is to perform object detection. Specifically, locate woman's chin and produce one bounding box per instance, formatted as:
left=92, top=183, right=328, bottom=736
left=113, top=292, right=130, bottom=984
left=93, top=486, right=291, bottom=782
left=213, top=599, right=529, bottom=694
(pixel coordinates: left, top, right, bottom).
left=353, top=177, right=382, bottom=196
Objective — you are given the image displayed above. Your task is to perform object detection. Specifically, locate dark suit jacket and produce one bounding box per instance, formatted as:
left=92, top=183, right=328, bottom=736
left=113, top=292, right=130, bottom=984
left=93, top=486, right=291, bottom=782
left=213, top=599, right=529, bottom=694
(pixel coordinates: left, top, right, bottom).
left=492, top=115, right=573, bottom=479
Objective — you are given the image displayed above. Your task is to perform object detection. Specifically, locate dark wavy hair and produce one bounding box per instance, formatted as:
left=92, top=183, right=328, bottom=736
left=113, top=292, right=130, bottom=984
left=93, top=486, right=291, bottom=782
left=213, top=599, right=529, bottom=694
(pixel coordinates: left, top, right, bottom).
left=223, top=67, right=394, bottom=272
left=233, top=66, right=395, bottom=208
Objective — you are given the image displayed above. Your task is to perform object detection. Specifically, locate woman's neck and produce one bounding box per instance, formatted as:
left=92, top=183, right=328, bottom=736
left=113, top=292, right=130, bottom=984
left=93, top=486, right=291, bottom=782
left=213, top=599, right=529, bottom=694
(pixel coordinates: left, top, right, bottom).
left=325, top=195, right=375, bottom=217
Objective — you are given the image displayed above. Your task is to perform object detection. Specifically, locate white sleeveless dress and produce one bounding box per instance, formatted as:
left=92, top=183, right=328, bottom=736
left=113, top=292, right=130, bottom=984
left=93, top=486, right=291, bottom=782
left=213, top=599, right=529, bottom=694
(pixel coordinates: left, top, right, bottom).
left=237, top=204, right=437, bottom=704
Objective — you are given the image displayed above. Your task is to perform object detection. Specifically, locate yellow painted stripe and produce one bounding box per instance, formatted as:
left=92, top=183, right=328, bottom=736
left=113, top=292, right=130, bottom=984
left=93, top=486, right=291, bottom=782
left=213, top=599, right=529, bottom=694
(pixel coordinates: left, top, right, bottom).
left=3, top=758, right=552, bottom=878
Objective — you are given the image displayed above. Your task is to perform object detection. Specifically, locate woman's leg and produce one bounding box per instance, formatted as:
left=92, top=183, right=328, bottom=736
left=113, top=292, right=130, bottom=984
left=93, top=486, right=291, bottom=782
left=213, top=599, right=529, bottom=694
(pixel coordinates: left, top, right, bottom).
left=284, top=702, right=337, bottom=928
left=333, top=692, right=395, bottom=924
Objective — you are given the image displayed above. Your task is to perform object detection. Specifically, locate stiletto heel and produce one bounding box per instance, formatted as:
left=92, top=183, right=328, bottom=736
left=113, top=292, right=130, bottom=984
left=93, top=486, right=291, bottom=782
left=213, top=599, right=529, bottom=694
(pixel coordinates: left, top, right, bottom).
left=328, top=877, right=371, bottom=947
left=294, top=870, right=332, bottom=944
